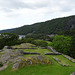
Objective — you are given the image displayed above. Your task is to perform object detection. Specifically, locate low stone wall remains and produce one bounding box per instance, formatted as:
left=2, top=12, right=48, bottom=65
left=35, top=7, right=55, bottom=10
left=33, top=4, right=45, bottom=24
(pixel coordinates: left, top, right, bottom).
left=62, top=54, right=75, bottom=62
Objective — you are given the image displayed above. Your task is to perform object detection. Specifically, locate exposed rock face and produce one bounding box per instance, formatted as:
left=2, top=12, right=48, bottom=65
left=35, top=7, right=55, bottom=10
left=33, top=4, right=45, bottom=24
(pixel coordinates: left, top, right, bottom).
left=12, top=63, right=19, bottom=69
left=66, top=17, right=75, bottom=30
left=0, top=49, right=24, bottom=64
left=12, top=55, right=52, bottom=69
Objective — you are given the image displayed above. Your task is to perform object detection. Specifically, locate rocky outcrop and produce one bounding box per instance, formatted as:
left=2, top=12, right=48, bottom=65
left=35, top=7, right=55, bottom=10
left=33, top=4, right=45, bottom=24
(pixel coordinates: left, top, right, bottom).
left=0, top=49, right=23, bottom=64
left=67, top=17, right=75, bottom=30
left=12, top=55, right=52, bottom=69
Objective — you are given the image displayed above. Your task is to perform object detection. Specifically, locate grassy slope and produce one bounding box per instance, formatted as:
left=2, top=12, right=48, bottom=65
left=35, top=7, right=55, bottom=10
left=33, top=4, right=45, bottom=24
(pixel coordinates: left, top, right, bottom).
left=0, top=45, right=75, bottom=75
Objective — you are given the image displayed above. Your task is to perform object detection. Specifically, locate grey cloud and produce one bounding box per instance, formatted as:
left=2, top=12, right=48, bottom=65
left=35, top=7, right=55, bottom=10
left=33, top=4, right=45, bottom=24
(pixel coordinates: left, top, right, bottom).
left=0, top=0, right=49, bottom=12
left=0, top=0, right=31, bottom=11
left=52, top=0, right=75, bottom=12
left=0, top=0, right=75, bottom=13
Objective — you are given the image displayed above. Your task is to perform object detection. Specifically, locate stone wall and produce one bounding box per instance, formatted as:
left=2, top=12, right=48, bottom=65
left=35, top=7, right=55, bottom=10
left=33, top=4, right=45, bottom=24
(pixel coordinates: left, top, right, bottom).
left=63, top=54, right=75, bottom=62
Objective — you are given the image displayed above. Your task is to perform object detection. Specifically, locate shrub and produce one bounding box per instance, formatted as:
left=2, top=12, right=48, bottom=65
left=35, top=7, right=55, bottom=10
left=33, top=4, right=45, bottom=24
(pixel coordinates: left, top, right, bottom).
left=52, top=35, right=71, bottom=54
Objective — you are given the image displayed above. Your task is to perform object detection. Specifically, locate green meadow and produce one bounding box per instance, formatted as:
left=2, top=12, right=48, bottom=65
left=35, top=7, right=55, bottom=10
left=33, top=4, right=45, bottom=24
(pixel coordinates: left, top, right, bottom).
left=0, top=45, right=75, bottom=75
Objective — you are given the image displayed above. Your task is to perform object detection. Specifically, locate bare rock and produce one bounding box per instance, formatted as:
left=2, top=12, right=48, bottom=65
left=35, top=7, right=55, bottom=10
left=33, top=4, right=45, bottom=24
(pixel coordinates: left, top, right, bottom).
left=12, top=55, right=52, bottom=69
left=12, top=63, right=19, bottom=69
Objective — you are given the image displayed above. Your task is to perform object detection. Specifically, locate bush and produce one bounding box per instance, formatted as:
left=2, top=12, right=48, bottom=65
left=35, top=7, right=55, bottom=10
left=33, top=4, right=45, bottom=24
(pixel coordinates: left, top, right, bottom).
left=34, top=40, right=48, bottom=47
left=52, top=35, right=71, bottom=54
left=0, top=33, right=19, bottom=49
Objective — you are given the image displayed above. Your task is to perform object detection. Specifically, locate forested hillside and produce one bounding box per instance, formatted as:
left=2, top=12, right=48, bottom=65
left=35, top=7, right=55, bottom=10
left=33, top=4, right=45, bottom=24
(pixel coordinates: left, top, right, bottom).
left=12, top=15, right=75, bottom=35
left=0, top=15, right=75, bottom=35
left=0, top=28, right=16, bottom=34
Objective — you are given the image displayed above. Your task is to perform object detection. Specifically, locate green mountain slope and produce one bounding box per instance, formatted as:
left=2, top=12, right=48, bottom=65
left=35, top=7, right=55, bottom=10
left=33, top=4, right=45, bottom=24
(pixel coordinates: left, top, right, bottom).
left=12, top=15, right=75, bottom=34
left=0, top=28, right=16, bottom=34
left=0, top=15, right=75, bottom=34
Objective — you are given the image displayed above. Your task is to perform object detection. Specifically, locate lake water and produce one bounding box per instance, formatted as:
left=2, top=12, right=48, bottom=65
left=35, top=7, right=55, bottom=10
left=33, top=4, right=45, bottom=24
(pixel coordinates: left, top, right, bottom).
left=19, top=35, right=26, bottom=39
left=0, top=34, right=25, bottom=39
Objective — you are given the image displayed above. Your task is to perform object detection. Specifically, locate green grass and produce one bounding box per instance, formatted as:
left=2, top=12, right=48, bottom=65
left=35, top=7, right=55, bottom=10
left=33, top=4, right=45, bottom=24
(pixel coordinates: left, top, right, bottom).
left=23, top=48, right=51, bottom=57
left=0, top=63, right=75, bottom=75
left=0, top=43, right=75, bottom=75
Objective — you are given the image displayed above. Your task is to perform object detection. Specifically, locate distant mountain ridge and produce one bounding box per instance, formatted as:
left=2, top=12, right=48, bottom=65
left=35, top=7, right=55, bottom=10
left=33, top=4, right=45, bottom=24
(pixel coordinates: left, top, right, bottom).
left=0, top=15, right=75, bottom=34
left=0, top=28, right=16, bottom=34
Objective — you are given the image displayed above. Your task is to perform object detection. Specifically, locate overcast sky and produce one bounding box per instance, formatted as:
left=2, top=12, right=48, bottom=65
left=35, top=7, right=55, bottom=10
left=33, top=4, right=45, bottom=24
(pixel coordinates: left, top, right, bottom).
left=0, top=0, right=75, bottom=30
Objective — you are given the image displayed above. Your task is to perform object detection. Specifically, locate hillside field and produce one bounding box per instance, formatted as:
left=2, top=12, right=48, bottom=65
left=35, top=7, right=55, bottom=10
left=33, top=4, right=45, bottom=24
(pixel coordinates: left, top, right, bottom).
left=0, top=43, right=75, bottom=75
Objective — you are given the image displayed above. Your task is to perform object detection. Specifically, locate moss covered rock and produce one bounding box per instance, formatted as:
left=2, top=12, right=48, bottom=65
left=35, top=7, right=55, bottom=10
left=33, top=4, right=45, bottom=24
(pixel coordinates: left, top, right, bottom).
left=12, top=55, right=52, bottom=69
